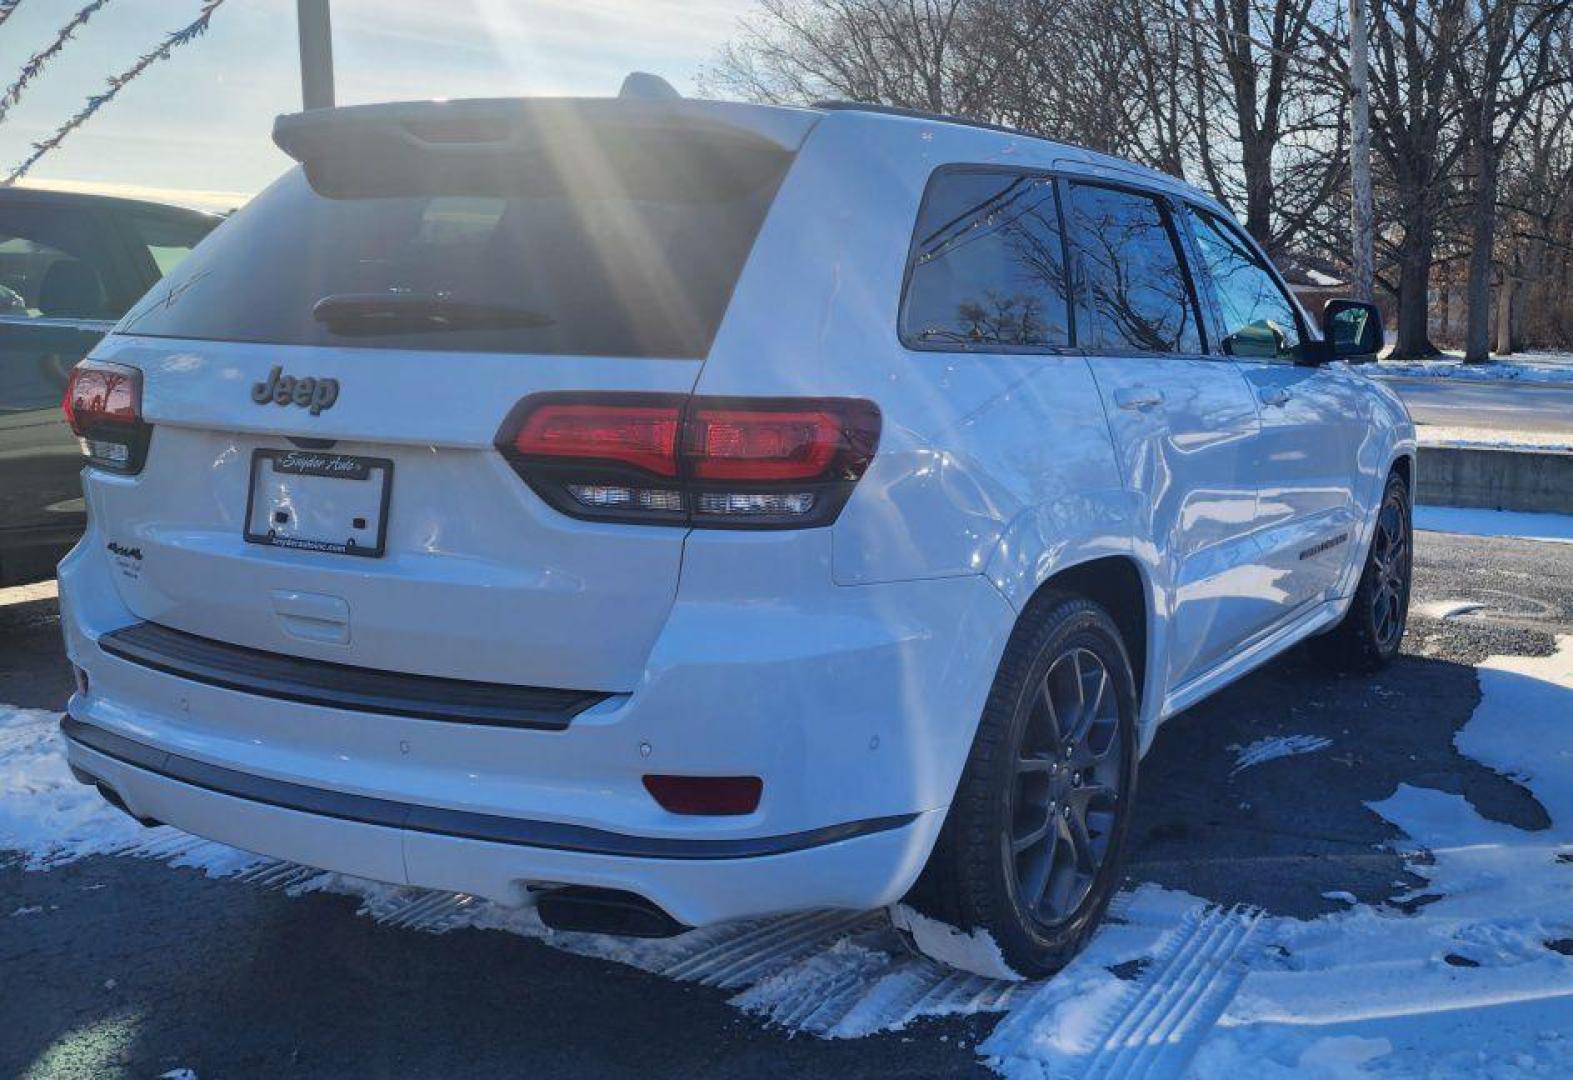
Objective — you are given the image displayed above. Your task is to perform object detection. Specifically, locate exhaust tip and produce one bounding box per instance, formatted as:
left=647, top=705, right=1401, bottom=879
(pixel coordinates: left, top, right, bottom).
left=536, top=886, right=690, bottom=939
left=72, top=766, right=162, bottom=829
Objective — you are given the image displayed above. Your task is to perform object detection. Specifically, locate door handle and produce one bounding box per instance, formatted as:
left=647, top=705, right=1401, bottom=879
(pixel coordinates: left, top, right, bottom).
left=1114, top=387, right=1165, bottom=411
left=1258, top=387, right=1292, bottom=407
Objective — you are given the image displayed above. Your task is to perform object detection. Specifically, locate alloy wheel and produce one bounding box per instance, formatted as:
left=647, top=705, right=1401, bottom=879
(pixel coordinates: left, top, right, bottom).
left=1005, top=647, right=1127, bottom=927
left=1370, top=497, right=1409, bottom=651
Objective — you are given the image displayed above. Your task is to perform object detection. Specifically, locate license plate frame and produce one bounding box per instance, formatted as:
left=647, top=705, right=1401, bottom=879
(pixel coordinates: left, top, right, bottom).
left=243, top=448, right=394, bottom=558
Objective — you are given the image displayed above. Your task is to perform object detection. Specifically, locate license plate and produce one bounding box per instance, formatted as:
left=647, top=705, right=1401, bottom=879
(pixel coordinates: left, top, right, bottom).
left=244, top=449, right=393, bottom=558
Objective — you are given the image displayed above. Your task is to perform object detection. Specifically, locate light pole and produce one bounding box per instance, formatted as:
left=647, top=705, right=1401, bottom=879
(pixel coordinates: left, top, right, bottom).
left=297, top=0, right=334, bottom=110
left=1348, top=0, right=1373, bottom=303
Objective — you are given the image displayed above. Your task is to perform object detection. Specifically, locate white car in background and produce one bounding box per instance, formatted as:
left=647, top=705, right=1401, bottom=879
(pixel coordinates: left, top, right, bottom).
left=57, top=85, right=1414, bottom=977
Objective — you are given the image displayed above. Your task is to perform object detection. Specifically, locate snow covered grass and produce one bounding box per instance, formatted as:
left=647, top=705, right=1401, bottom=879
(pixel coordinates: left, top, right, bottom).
left=4, top=636, right=1573, bottom=1075
left=1376, top=350, right=1573, bottom=383
left=1417, top=425, right=1573, bottom=453
left=1415, top=505, right=1573, bottom=545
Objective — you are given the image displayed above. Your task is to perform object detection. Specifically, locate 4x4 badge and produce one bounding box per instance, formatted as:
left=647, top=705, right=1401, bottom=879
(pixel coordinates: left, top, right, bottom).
left=251, top=366, right=339, bottom=416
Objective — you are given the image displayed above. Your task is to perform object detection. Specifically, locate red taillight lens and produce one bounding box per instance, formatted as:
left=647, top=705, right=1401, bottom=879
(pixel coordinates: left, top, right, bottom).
left=62, top=361, right=150, bottom=474
left=643, top=775, right=763, bottom=816
left=511, top=402, right=681, bottom=477
left=687, top=409, right=842, bottom=481
left=499, top=394, right=880, bottom=529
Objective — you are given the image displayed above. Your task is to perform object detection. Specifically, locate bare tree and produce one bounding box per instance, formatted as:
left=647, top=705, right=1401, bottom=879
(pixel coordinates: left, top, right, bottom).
left=1451, top=0, right=1572, bottom=361
left=701, top=0, right=1054, bottom=118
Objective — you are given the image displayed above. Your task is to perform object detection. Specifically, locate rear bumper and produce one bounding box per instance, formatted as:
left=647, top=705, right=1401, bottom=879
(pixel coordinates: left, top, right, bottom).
left=64, top=716, right=943, bottom=926
left=57, top=518, right=1016, bottom=925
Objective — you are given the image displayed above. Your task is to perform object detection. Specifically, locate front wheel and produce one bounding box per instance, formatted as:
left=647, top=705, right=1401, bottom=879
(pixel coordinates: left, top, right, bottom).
left=904, top=593, right=1139, bottom=979
left=1310, top=470, right=1412, bottom=672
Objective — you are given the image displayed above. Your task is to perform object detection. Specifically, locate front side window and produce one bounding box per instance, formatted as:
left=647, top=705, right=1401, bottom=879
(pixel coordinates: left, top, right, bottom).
left=901, top=170, right=1070, bottom=350
left=1067, top=183, right=1202, bottom=355
left=1184, top=206, right=1302, bottom=362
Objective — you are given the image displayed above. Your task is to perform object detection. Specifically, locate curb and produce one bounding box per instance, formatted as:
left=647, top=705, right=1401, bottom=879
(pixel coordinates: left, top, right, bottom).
left=1416, top=444, right=1573, bottom=514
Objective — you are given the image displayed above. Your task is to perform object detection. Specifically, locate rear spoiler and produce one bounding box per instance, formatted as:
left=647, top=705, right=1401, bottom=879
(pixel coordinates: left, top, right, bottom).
left=273, top=98, right=821, bottom=199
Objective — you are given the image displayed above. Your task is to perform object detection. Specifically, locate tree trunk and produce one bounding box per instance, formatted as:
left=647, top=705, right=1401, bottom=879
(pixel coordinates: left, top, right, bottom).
left=1393, top=205, right=1438, bottom=359
left=1242, top=138, right=1274, bottom=247
left=1462, top=146, right=1501, bottom=362
left=1496, top=270, right=1514, bottom=356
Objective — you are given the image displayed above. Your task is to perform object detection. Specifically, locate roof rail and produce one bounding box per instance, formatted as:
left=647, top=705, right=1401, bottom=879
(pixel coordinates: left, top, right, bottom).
left=810, top=99, right=1185, bottom=189
left=811, top=100, right=1032, bottom=140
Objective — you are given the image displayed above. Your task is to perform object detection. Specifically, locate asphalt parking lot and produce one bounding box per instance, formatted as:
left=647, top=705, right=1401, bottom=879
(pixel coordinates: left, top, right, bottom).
left=3, top=529, right=1570, bottom=1079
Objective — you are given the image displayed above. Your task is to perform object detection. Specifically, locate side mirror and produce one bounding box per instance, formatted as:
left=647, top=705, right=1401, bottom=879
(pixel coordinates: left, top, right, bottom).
left=1322, top=299, right=1383, bottom=361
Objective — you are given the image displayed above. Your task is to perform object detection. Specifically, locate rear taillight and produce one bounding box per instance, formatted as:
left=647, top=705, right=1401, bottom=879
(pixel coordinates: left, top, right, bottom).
left=499, top=394, right=880, bottom=528
left=62, top=361, right=150, bottom=474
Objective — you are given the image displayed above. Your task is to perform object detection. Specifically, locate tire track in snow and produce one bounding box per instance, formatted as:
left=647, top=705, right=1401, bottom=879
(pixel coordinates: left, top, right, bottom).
left=139, top=847, right=1025, bottom=1037
left=989, top=903, right=1261, bottom=1080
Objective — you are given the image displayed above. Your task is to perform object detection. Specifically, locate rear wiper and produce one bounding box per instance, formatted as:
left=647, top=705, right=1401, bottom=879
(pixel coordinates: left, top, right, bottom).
left=312, top=292, right=554, bottom=335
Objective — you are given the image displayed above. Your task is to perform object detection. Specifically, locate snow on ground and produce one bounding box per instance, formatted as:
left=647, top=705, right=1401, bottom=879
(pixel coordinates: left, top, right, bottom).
left=1416, top=425, right=1573, bottom=453
left=1376, top=350, right=1573, bottom=383
left=4, top=636, right=1572, bottom=1075
left=1229, top=734, right=1333, bottom=775
left=1415, top=505, right=1573, bottom=545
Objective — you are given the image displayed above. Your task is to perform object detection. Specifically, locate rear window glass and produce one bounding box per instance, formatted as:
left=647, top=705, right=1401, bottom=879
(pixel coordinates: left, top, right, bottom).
left=119, top=154, right=791, bottom=358
left=901, top=170, right=1070, bottom=349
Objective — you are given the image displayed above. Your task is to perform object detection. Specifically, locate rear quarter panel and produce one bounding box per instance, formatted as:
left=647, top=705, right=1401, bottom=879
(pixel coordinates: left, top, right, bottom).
left=696, top=111, right=1134, bottom=593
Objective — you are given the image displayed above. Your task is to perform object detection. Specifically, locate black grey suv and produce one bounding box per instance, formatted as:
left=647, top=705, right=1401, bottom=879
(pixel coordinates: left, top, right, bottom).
left=0, top=187, right=217, bottom=586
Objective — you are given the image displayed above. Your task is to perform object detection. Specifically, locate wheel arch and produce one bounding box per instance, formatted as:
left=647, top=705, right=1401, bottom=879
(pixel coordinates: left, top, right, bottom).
left=1010, top=554, right=1160, bottom=750
left=1389, top=451, right=1413, bottom=492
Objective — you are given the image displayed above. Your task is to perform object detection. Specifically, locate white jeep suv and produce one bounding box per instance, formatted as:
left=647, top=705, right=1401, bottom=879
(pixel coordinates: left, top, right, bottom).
left=57, top=90, right=1414, bottom=977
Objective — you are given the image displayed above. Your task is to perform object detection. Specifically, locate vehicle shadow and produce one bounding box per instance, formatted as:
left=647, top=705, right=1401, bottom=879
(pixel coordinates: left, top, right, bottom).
left=0, top=591, right=73, bottom=710
left=1, top=854, right=994, bottom=1080
left=1124, top=637, right=1550, bottom=918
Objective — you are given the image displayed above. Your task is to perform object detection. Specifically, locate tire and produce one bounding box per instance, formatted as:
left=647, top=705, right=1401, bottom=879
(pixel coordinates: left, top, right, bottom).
left=904, top=592, right=1139, bottom=979
left=1310, top=470, right=1412, bottom=673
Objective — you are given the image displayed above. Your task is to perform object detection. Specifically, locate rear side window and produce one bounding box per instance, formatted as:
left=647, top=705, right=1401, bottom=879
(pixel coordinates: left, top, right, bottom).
left=1067, top=183, right=1202, bottom=355
left=0, top=208, right=122, bottom=321
left=901, top=170, right=1070, bottom=350
left=124, top=210, right=217, bottom=278
left=1183, top=205, right=1303, bottom=362
left=120, top=154, right=791, bottom=358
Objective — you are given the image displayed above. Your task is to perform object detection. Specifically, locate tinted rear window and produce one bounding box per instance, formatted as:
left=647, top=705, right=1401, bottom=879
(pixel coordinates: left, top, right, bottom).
left=119, top=154, right=791, bottom=358
left=900, top=170, right=1070, bottom=350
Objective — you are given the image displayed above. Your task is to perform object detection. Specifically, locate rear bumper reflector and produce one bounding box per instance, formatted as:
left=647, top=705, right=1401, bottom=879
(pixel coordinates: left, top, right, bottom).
left=61, top=716, right=917, bottom=861
left=96, top=622, right=606, bottom=730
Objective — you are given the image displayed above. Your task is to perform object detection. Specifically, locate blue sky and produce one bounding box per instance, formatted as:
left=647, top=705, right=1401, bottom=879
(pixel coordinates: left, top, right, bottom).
left=0, top=0, right=753, bottom=210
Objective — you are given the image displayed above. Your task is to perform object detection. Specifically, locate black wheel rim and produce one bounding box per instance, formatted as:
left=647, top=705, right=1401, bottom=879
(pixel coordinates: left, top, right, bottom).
left=1370, top=497, right=1409, bottom=651
left=1006, top=647, right=1126, bottom=928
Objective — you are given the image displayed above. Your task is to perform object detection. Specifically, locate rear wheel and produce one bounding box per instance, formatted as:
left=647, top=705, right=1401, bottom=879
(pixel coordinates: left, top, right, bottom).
left=1310, top=471, right=1412, bottom=672
left=905, top=593, right=1139, bottom=978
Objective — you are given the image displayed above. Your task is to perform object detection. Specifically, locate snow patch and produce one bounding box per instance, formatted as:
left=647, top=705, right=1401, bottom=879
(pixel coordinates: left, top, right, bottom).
left=1376, top=350, right=1573, bottom=384
left=889, top=904, right=1023, bottom=982
left=1414, top=505, right=1573, bottom=545
left=1230, top=734, right=1333, bottom=775
left=1417, top=424, right=1573, bottom=453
